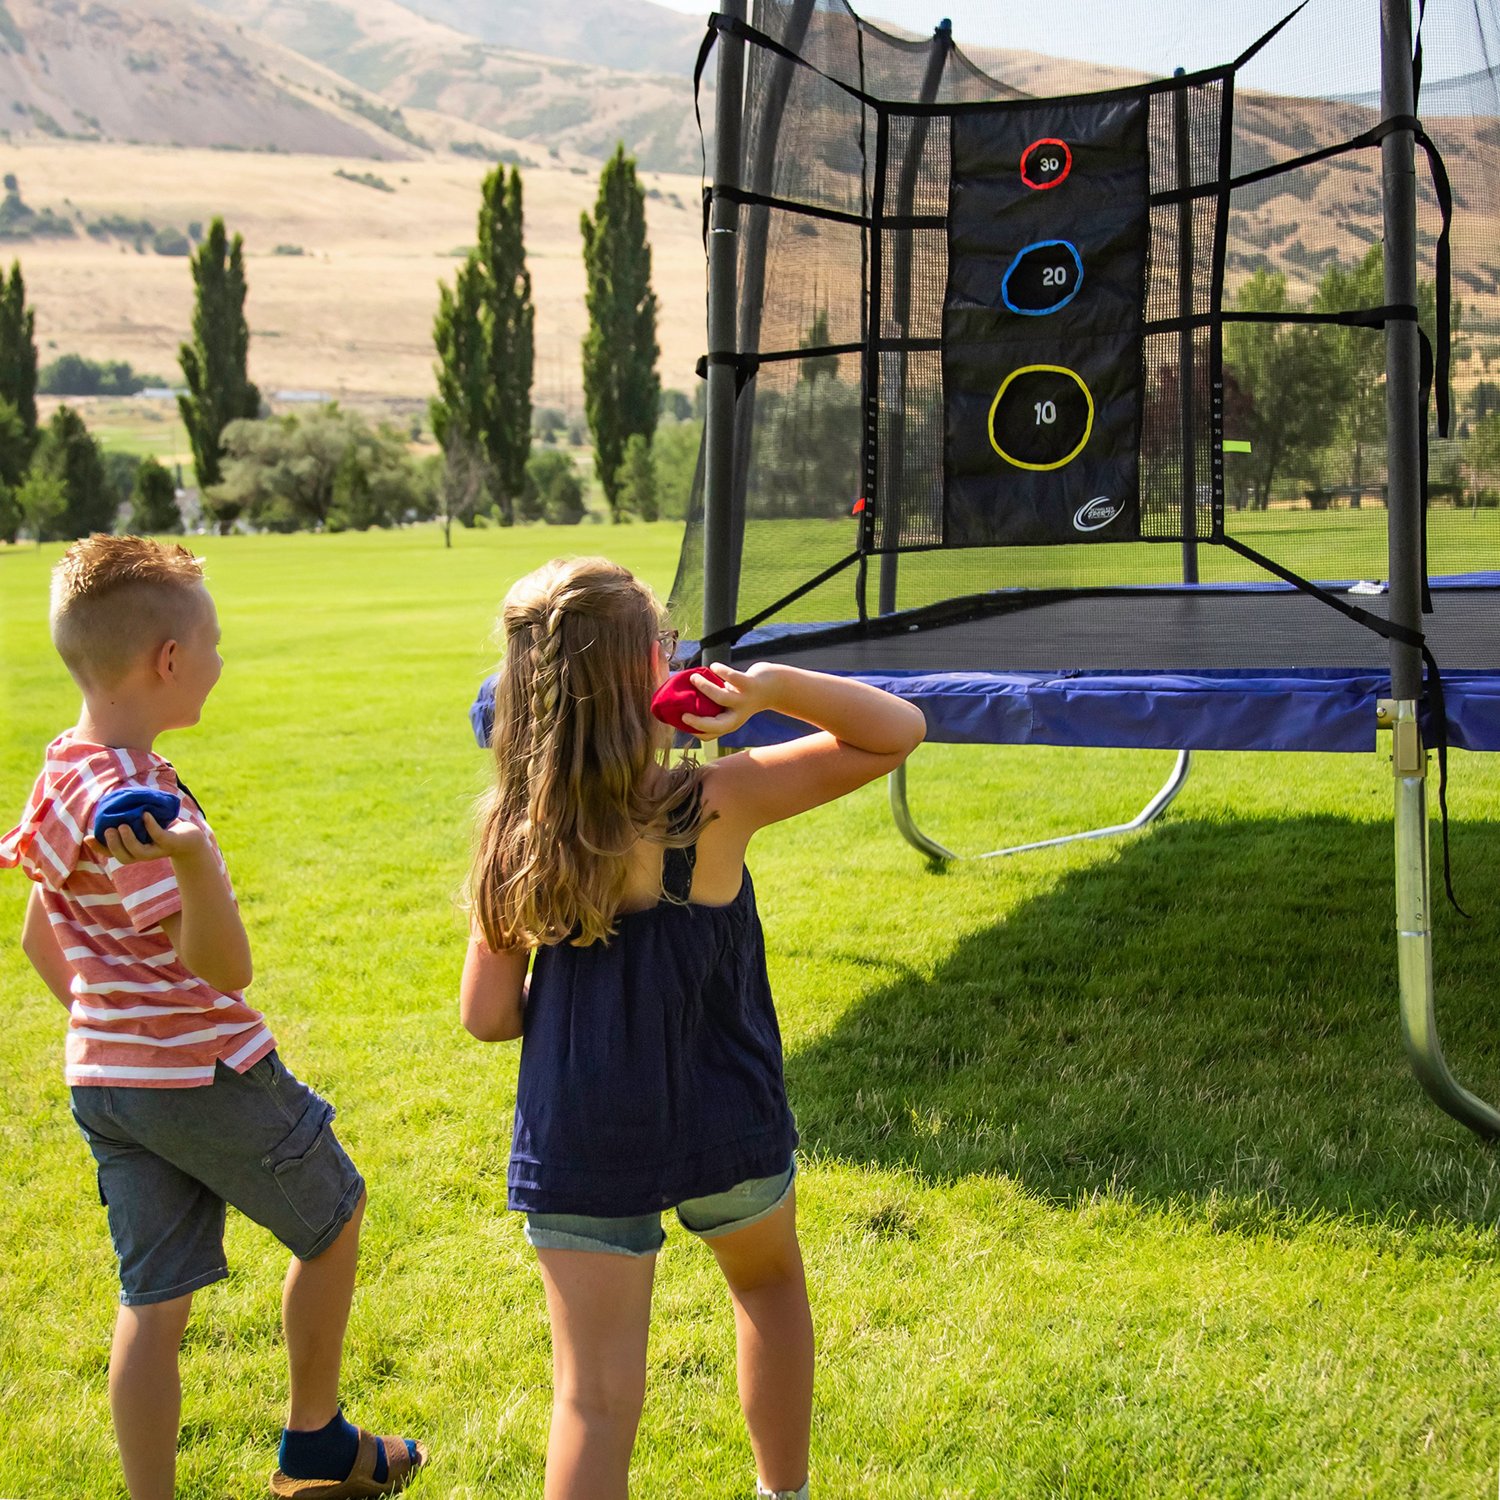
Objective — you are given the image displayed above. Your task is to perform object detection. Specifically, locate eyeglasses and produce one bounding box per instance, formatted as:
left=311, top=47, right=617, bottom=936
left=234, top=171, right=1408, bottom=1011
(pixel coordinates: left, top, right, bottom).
left=657, top=628, right=681, bottom=666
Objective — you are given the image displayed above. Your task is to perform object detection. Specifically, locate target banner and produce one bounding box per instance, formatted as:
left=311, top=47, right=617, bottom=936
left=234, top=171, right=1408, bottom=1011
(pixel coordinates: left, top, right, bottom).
left=943, top=94, right=1149, bottom=547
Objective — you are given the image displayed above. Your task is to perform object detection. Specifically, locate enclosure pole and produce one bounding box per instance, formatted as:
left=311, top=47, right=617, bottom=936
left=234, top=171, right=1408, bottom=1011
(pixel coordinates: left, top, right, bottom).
left=1380, top=0, right=1500, bottom=1138
left=1173, top=69, right=1200, bottom=584
left=703, top=0, right=748, bottom=661
left=877, top=21, right=952, bottom=616
left=1382, top=0, right=1421, bottom=699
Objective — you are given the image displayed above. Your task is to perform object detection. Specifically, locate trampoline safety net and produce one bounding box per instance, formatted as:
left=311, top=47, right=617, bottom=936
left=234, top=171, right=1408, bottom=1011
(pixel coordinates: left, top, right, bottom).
left=670, top=0, right=1500, bottom=672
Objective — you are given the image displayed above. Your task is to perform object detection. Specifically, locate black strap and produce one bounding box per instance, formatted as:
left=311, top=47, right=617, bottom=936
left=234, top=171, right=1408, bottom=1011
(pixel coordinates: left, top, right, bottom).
left=1151, top=113, right=1421, bottom=208
left=693, top=551, right=862, bottom=656
left=174, top=774, right=206, bottom=823
left=1412, top=124, right=1453, bottom=435
left=662, top=785, right=703, bottom=903
left=706, top=10, right=1234, bottom=116
left=1222, top=536, right=1464, bottom=914
left=693, top=23, right=717, bottom=251
left=1234, top=1, right=1309, bottom=69
left=1414, top=0, right=1426, bottom=107
left=708, top=184, right=945, bottom=232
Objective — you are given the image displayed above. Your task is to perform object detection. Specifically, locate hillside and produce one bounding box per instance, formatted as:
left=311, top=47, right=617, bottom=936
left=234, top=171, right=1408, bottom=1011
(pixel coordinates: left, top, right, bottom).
left=0, top=0, right=433, bottom=157
left=191, top=0, right=705, bottom=172
left=384, top=0, right=704, bottom=78
left=4, top=142, right=707, bottom=408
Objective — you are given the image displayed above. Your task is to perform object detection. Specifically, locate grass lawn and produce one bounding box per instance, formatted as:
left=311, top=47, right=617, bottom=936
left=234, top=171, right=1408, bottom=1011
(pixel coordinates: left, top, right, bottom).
left=2, top=524, right=1499, bottom=1498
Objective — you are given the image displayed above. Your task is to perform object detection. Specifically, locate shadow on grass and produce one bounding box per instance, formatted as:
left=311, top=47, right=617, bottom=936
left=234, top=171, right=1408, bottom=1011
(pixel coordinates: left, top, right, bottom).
left=789, top=813, right=1500, bottom=1230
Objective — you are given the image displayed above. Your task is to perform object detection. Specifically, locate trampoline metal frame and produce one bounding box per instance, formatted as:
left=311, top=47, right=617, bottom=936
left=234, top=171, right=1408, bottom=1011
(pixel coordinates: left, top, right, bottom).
left=701, top=0, right=1500, bottom=1138
left=1380, top=0, right=1500, bottom=1139
left=888, top=751, right=1192, bottom=861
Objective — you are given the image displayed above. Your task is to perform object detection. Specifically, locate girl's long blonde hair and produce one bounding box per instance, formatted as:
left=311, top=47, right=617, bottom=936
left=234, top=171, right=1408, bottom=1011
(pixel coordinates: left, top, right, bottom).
left=468, top=557, right=705, bottom=950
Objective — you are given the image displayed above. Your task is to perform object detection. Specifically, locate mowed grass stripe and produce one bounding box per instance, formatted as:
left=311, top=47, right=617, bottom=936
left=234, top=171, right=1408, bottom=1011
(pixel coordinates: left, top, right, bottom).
left=2, top=525, right=1498, bottom=1497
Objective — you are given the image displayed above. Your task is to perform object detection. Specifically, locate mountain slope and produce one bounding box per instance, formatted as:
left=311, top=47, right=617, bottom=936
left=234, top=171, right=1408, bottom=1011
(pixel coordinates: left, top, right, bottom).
left=384, top=0, right=705, bottom=77
left=191, top=0, right=704, bottom=172
left=0, top=0, right=429, bottom=156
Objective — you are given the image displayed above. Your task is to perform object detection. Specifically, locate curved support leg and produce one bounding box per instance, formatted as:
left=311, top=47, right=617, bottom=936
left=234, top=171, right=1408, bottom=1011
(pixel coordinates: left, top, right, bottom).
left=1392, top=702, right=1500, bottom=1139
left=888, top=749, right=1192, bottom=862
left=889, top=761, right=957, bottom=861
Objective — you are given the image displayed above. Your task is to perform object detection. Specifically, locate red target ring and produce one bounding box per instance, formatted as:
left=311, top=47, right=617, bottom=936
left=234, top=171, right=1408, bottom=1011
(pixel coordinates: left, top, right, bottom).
left=1020, top=138, right=1073, bottom=190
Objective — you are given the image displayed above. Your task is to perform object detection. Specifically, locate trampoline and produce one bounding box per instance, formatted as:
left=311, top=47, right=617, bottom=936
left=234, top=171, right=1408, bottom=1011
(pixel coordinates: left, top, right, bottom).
left=470, top=0, right=1499, bottom=1133
left=672, top=0, right=1500, bottom=1136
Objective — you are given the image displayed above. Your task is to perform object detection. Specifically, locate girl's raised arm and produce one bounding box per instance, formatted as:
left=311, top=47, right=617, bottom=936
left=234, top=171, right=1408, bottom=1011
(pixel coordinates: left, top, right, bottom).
left=685, top=662, right=926, bottom=834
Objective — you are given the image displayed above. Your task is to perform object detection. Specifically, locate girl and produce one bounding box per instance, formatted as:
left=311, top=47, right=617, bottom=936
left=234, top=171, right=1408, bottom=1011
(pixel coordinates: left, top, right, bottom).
left=460, top=557, right=925, bottom=1500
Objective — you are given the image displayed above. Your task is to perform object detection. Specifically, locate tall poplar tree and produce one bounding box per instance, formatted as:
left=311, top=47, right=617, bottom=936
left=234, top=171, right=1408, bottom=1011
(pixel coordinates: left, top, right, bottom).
left=581, top=145, right=660, bottom=519
left=0, top=262, right=37, bottom=447
left=431, top=257, right=487, bottom=460
left=479, top=167, right=533, bottom=524
left=432, top=167, right=534, bottom=526
left=179, top=218, right=259, bottom=490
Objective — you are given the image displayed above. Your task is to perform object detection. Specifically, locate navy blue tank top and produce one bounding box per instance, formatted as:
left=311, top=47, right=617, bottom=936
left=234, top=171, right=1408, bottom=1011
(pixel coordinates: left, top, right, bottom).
left=508, top=799, right=799, bottom=1217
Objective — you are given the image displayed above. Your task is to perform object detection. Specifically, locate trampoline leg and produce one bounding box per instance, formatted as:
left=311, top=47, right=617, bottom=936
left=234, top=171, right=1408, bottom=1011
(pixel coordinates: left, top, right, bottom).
left=889, top=761, right=957, bottom=861
left=888, top=749, right=1192, bottom=862
left=1392, top=701, right=1500, bottom=1139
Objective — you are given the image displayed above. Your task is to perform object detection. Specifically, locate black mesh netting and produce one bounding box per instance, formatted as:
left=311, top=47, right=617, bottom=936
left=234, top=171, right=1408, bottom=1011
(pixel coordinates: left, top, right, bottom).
left=670, top=0, right=1500, bottom=668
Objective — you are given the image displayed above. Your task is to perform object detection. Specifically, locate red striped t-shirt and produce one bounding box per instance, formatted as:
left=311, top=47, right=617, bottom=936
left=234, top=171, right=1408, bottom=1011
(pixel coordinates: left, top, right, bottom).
left=1, top=732, right=275, bottom=1088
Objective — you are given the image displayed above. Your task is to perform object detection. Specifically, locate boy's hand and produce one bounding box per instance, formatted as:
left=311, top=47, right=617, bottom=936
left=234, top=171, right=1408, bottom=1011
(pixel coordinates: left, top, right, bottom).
left=102, top=811, right=209, bottom=866
left=680, top=661, right=778, bottom=740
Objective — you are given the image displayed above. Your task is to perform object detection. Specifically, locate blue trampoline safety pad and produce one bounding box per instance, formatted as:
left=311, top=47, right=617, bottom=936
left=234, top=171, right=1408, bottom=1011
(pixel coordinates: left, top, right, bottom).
left=469, top=668, right=1500, bottom=755
left=715, top=669, right=1500, bottom=754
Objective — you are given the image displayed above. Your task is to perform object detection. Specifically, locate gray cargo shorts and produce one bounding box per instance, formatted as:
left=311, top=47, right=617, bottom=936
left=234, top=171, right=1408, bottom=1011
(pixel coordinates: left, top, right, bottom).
left=70, top=1051, right=365, bottom=1306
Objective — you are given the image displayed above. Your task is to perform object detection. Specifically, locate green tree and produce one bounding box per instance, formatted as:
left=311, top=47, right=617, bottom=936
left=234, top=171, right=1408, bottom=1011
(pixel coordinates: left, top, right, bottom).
left=432, top=259, right=489, bottom=538
left=618, top=432, right=657, bottom=521
left=432, top=169, right=534, bottom=526
left=0, top=392, right=31, bottom=489
left=1314, top=245, right=1440, bottom=510
left=581, top=144, right=660, bottom=519
left=799, top=308, right=839, bottom=385
left=1467, top=410, right=1500, bottom=506
left=33, top=404, right=113, bottom=537
left=104, top=451, right=141, bottom=513
left=0, top=261, right=37, bottom=447
left=178, top=218, right=260, bottom=490
left=129, top=456, right=181, bottom=533
left=437, top=432, right=492, bottom=545
left=1224, top=269, right=1351, bottom=509
left=653, top=418, right=703, bottom=521
left=210, top=406, right=421, bottom=533
left=524, top=448, right=585, bottom=525
left=477, top=166, right=533, bottom=524
left=16, top=470, right=65, bottom=542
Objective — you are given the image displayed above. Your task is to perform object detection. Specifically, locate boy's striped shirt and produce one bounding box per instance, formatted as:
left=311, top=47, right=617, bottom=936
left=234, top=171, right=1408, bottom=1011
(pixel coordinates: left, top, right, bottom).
left=1, top=732, right=274, bottom=1088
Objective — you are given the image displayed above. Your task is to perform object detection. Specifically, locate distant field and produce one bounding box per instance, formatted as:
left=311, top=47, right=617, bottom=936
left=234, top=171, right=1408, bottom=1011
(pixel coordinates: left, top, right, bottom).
left=8, top=141, right=706, bottom=410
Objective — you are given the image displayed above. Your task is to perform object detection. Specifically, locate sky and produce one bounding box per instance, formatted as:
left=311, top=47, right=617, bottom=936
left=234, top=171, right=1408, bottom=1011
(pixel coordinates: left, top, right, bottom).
left=647, top=0, right=1444, bottom=100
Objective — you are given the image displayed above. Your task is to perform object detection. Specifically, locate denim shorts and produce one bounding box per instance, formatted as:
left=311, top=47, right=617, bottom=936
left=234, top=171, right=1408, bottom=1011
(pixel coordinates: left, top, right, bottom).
left=70, top=1051, right=365, bottom=1306
left=525, top=1159, right=797, bottom=1257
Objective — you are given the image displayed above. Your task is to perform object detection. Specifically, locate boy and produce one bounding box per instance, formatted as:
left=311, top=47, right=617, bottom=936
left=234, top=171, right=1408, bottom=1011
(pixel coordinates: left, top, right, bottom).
left=3, top=535, right=425, bottom=1500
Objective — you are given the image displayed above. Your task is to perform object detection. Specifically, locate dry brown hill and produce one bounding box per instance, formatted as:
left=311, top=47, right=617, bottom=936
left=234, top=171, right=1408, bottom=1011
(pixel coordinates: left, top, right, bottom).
left=0, top=0, right=434, bottom=157
left=360, top=0, right=705, bottom=78
left=191, top=0, right=704, bottom=172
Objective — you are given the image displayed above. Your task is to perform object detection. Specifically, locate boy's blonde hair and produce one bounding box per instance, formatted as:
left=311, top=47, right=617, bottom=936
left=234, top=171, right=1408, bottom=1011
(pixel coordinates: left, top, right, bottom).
left=468, top=557, right=705, bottom=950
left=50, top=533, right=209, bottom=689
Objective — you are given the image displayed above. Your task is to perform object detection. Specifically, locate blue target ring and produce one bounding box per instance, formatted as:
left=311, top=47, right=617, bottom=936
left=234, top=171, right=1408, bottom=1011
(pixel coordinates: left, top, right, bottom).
left=1000, top=239, right=1084, bottom=317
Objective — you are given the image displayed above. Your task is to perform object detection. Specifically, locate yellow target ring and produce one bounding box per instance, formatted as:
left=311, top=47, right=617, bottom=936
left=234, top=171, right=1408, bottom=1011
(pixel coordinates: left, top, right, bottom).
left=988, top=364, right=1094, bottom=471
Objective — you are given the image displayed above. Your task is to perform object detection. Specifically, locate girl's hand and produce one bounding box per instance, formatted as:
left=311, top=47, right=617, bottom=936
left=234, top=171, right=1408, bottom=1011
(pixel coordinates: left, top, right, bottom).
left=681, top=661, right=777, bottom=740
left=102, top=811, right=209, bottom=867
